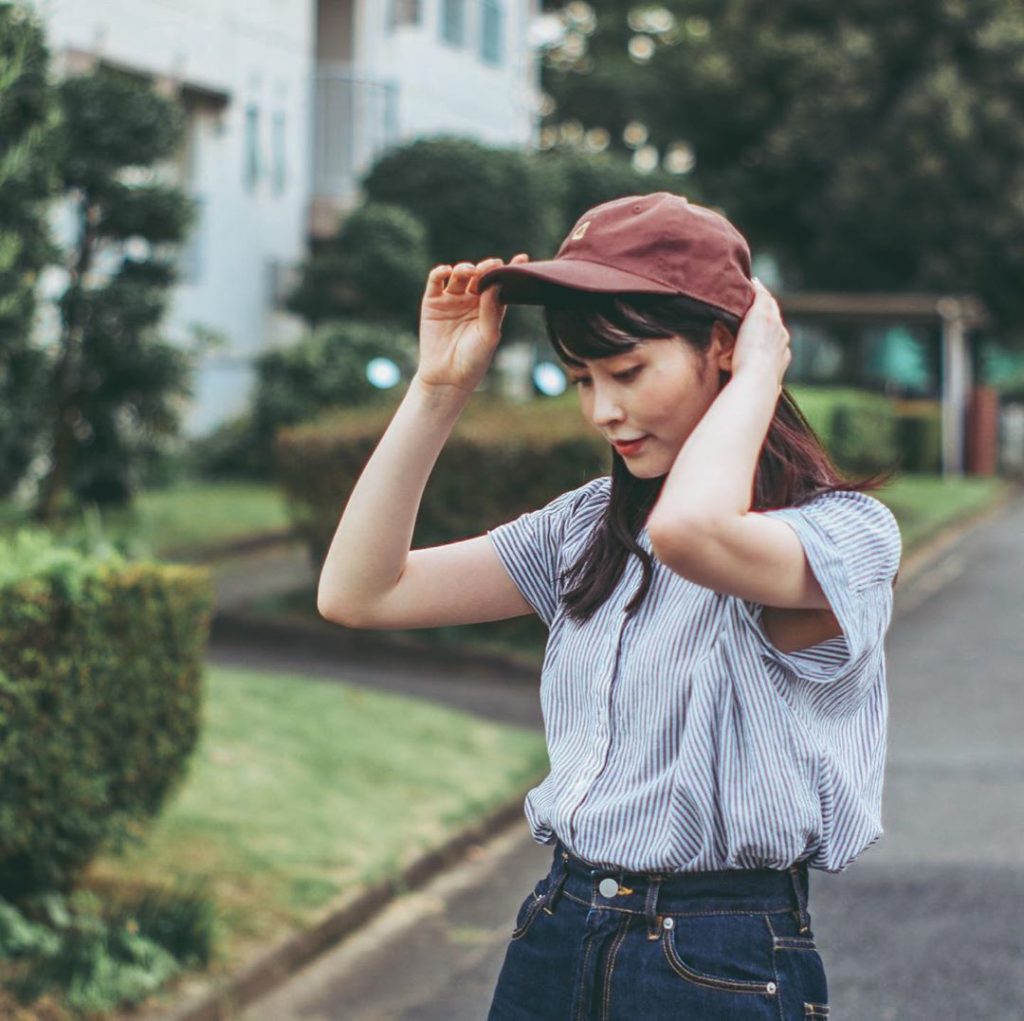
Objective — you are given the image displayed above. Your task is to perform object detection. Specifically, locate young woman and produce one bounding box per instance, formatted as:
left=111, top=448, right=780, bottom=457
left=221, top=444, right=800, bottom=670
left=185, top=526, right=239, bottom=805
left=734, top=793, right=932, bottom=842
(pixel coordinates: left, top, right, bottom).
left=317, top=192, right=902, bottom=1020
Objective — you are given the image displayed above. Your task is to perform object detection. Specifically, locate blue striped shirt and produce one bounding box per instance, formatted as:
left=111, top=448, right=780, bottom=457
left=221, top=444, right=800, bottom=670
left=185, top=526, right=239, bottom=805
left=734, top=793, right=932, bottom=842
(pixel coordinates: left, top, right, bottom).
left=486, top=475, right=902, bottom=874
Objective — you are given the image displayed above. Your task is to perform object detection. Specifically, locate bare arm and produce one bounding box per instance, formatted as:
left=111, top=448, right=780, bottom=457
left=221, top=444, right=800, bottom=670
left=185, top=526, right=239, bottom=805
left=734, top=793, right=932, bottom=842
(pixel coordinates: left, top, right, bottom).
left=647, top=281, right=832, bottom=610
left=316, top=254, right=535, bottom=629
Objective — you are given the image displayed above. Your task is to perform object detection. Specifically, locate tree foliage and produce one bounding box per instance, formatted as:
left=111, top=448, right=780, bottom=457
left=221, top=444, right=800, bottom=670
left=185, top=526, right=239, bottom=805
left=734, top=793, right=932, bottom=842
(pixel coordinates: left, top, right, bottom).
left=34, top=68, right=197, bottom=519
left=289, top=134, right=688, bottom=349
left=541, top=0, right=1024, bottom=342
left=286, top=201, right=432, bottom=332
left=0, top=2, right=61, bottom=498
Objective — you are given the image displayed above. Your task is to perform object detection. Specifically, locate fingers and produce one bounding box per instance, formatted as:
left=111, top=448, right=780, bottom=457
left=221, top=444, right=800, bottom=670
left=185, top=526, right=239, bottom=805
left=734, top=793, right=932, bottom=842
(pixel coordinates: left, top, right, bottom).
left=425, top=264, right=455, bottom=297
left=426, top=255, right=530, bottom=298
left=466, top=257, right=505, bottom=296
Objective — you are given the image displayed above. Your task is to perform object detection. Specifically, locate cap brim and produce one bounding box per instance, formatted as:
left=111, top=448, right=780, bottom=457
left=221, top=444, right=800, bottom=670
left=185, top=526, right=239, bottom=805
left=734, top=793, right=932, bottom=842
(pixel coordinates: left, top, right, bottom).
left=477, top=259, right=675, bottom=305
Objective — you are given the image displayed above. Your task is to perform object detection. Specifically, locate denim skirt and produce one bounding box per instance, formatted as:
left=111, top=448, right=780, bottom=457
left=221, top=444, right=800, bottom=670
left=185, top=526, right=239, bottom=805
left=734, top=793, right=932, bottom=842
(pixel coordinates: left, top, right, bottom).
left=487, top=839, right=829, bottom=1021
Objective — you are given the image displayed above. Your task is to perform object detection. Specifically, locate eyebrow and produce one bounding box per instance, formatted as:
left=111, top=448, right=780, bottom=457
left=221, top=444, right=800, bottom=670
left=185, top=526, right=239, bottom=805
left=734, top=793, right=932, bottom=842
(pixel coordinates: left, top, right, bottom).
left=567, top=357, right=641, bottom=375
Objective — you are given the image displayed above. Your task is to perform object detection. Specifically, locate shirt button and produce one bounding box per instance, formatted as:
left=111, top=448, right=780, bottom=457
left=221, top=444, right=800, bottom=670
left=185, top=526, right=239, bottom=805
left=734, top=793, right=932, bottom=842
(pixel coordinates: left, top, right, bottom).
left=598, top=878, right=619, bottom=898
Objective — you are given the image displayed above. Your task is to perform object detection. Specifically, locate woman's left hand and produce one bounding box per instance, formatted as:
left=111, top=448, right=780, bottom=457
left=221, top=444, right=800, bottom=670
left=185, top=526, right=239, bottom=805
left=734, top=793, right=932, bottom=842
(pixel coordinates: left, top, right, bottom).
left=731, top=278, right=791, bottom=388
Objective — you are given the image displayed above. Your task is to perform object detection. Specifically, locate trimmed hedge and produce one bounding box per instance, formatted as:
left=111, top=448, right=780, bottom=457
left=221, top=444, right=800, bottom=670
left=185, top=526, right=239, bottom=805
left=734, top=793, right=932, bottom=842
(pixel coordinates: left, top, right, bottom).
left=275, top=396, right=611, bottom=564
left=276, top=385, right=909, bottom=568
left=891, top=398, right=942, bottom=472
left=0, top=532, right=212, bottom=900
left=789, top=384, right=906, bottom=473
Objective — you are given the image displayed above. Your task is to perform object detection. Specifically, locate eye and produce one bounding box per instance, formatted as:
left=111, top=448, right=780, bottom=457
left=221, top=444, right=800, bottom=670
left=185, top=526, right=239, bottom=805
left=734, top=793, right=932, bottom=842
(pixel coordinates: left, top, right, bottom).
left=571, top=366, right=641, bottom=387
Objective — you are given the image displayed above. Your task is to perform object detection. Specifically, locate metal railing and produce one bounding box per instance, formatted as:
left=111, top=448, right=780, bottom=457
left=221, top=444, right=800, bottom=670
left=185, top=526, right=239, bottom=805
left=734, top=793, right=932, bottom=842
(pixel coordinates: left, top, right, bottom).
left=312, top=61, right=400, bottom=201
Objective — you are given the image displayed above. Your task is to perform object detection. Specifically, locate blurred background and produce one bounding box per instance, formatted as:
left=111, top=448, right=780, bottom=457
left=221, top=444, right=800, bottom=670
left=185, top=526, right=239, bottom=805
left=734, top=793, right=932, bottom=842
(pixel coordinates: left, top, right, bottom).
left=1, top=1, right=1023, bottom=1018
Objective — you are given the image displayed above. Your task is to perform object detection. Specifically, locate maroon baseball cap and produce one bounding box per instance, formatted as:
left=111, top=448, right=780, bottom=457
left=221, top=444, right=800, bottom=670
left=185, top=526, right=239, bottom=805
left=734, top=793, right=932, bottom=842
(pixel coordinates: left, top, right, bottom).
left=477, top=191, right=755, bottom=319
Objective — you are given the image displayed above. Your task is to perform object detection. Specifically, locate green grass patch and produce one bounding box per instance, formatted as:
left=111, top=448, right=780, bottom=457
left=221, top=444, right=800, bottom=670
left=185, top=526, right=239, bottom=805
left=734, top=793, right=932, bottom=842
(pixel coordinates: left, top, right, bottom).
left=872, top=473, right=1014, bottom=550
left=83, top=664, right=548, bottom=967
left=0, top=482, right=292, bottom=560
left=127, top=482, right=293, bottom=557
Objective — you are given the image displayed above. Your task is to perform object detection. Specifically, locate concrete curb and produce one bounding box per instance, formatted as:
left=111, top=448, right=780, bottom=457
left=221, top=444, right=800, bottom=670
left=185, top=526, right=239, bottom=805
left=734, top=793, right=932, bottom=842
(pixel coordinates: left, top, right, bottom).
left=121, top=480, right=1024, bottom=1021
left=892, top=480, right=1024, bottom=596
left=210, top=606, right=542, bottom=683
left=124, top=776, right=544, bottom=1021
left=163, top=529, right=298, bottom=565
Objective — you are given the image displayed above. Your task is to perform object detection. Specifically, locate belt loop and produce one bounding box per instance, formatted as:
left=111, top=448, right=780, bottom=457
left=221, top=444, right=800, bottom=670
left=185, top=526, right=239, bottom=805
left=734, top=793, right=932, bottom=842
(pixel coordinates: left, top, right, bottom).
left=787, top=860, right=811, bottom=934
left=645, top=875, right=663, bottom=940
left=543, top=844, right=571, bottom=916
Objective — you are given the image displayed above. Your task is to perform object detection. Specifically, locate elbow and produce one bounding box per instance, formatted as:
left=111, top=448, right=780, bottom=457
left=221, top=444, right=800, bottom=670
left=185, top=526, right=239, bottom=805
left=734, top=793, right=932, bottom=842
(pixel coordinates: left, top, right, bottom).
left=647, top=514, right=709, bottom=567
left=316, top=589, right=362, bottom=628
left=316, top=590, right=341, bottom=624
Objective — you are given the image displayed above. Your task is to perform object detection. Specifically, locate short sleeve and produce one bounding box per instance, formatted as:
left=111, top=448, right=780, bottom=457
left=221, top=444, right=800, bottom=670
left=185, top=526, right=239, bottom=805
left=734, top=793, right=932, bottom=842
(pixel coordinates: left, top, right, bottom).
left=739, top=490, right=902, bottom=685
left=486, top=477, right=607, bottom=627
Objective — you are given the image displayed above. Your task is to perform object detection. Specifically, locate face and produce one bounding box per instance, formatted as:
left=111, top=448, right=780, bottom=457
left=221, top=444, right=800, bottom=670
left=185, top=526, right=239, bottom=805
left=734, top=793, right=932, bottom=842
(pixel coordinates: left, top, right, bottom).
left=564, top=325, right=734, bottom=479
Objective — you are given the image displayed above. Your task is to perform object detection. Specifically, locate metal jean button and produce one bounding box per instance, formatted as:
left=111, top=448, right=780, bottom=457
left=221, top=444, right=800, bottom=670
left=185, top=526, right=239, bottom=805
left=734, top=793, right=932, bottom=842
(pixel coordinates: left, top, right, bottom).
left=598, top=877, right=619, bottom=898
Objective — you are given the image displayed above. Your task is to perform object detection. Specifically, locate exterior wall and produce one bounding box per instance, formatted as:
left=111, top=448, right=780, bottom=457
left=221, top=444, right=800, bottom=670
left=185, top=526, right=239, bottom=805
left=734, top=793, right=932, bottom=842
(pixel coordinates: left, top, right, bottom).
left=312, top=0, right=541, bottom=225
left=33, top=0, right=316, bottom=435
left=366, top=0, right=538, bottom=146
left=32, top=0, right=539, bottom=436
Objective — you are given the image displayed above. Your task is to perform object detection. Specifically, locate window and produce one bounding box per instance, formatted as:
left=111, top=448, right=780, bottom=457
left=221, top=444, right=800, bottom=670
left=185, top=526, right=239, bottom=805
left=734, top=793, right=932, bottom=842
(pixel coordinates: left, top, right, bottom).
left=244, top=104, right=261, bottom=191
left=271, top=110, right=286, bottom=195
left=389, top=0, right=421, bottom=30
left=441, top=0, right=466, bottom=45
left=480, top=0, right=503, bottom=65
left=179, top=195, right=206, bottom=284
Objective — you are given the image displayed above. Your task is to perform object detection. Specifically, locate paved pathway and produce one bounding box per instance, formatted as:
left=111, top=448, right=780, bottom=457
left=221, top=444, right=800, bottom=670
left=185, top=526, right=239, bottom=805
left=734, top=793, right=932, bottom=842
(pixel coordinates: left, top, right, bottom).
left=216, top=493, right=1024, bottom=1021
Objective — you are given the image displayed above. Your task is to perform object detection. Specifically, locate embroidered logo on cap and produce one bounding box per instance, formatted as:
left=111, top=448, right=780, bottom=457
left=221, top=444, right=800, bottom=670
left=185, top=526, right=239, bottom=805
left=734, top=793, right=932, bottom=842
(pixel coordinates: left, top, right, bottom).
left=570, top=220, right=591, bottom=241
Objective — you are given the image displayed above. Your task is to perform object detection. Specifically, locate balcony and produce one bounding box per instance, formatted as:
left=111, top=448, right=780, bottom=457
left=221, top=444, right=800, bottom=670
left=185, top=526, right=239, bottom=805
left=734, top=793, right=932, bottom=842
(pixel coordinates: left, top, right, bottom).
left=311, top=61, right=400, bottom=236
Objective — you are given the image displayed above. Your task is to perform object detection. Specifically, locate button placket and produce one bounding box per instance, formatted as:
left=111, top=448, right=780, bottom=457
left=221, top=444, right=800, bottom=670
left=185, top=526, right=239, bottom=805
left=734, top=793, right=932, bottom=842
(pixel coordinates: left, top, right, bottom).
left=567, top=618, right=628, bottom=845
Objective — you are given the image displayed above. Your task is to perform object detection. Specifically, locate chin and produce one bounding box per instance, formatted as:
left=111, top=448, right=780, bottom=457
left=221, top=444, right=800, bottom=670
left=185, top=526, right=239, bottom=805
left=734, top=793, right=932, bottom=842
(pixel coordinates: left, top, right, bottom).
left=623, top=459, right=669, bottom=479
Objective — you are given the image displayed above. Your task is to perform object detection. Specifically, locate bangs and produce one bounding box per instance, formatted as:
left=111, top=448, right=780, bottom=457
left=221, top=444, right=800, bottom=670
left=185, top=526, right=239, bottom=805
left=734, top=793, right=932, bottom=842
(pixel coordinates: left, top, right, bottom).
left=542, top=292, right=733, bottom=367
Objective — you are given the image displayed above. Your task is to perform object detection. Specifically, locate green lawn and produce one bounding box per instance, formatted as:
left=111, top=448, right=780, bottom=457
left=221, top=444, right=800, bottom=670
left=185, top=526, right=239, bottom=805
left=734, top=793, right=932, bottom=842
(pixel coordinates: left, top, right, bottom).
left=83, top=664, right=548, bottom=976
left=1, top=482, right=292, bottom=560
left=128, top=482, right=293, bottom=557
left=874, top=473, right=1013, bottom=549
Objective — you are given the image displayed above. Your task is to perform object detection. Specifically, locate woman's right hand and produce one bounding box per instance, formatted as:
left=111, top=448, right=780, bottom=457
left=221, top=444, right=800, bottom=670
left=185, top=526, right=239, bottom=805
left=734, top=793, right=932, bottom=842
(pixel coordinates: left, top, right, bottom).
left=415, top=253, right=530, bottom=395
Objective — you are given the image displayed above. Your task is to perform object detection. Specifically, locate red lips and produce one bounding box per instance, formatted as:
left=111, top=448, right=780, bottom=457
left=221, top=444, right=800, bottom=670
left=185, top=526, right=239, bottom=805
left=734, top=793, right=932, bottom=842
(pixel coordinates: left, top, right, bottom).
left=612, top=435, right=649, bottom=454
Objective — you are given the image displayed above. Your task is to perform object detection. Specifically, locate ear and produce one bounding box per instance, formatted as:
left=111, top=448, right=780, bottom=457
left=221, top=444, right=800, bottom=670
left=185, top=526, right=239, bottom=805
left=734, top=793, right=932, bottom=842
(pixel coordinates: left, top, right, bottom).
left=711, top=321, right=736, bottom=372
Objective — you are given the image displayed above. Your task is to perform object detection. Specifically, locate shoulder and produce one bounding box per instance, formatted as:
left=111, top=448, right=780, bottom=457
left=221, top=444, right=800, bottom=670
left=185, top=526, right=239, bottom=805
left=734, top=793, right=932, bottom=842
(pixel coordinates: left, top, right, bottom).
left=776, top=488, right=902, bottom=589
left=539, top=474, right=609, bottom=516
left=796, top=489, right=900, bottom=540
left=492, top=475, right=609, bottom=537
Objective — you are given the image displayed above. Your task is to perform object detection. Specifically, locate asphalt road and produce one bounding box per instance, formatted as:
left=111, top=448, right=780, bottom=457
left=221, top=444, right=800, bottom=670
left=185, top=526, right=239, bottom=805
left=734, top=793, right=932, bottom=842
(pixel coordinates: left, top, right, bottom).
left=222, top=492, right=1024, bottom=1021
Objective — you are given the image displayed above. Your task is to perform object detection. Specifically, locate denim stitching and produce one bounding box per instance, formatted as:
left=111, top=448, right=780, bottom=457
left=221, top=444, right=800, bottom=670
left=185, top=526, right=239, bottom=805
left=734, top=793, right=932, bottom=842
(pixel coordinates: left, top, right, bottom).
left=765, top=906, right=817, bottom=951
left=560, top=888, right=796, bottom=918
left=661, top=919, right=778, bottom=996
left=572, top=930, right=599, bottom=1021
left=600, top=918, right=631, bottom=1021
left=511, top=892, right=544, bottom=941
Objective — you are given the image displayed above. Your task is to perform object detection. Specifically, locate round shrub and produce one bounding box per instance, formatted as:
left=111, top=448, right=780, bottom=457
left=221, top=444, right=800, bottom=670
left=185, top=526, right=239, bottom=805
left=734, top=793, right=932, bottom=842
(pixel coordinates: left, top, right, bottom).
left=0, top=531, right=212, bottom=899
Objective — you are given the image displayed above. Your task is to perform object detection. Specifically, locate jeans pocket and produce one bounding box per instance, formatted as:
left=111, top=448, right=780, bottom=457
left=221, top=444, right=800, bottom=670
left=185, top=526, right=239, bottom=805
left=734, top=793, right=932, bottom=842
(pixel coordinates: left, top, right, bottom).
left=766, top=912, right=829, bottom=1017
left=660, top=913, right=779, bottom=997
left=510, top=876, right=549, bottom=941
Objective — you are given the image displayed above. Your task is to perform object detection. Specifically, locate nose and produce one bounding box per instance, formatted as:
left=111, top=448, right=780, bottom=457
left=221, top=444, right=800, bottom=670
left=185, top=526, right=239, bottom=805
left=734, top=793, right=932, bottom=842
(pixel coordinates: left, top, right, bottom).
left=590, top=382, right=625, bottom=429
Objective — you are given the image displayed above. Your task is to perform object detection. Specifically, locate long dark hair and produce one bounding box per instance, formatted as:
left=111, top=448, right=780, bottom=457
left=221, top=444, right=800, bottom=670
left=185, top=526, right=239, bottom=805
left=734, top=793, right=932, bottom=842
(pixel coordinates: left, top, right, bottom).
left=542, top=290, right=898, bottom=624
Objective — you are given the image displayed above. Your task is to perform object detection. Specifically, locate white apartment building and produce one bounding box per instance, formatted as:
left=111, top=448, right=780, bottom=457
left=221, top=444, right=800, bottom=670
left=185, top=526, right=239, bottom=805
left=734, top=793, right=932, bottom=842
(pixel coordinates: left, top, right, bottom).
left=32, top=0, right=542, bottom=434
